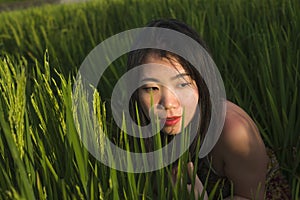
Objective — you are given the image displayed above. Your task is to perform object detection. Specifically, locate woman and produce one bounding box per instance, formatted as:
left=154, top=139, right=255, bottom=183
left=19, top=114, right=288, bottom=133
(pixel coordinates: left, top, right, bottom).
left=126, top=19, right=290, bottom=199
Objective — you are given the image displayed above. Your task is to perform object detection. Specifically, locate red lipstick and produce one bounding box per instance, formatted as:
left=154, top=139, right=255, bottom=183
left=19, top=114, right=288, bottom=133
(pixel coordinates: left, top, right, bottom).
left=164, top=116, right=181, bottom=126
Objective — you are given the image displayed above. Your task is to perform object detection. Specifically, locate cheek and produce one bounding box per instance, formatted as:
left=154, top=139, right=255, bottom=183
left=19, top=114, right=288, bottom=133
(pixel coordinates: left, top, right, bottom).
left=178, top=88, right=199, bottom=121
left=178, top=88, right=199, bottom=108
left=139, top=95, right=150, bottom=111
left=138, top=91, right=158, bottom=117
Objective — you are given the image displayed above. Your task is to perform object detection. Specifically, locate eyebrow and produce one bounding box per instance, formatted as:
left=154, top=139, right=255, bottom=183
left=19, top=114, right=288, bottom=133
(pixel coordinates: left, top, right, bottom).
left=140, top=77, right=160, bottom=83
left=141, top=73, right=190, bottom=83
left=171, top=73, right=190, bottom=80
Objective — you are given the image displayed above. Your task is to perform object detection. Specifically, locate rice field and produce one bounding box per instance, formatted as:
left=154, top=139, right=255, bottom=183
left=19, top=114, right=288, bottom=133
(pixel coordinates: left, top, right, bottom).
left=0, top=0, right=299, bottom=199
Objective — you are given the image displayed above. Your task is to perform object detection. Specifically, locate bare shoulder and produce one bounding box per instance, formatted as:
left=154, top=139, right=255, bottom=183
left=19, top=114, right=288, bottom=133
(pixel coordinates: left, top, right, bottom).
left=218, top=101, right=266, bottom=155
left=211, top=101, right=269, bottom=198
left=211, top=101, right=268, bottom=167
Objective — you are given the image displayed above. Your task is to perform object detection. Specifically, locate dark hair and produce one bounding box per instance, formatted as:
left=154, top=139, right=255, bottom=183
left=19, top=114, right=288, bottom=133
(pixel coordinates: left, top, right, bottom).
left=127, top=19, right=212, bottom=160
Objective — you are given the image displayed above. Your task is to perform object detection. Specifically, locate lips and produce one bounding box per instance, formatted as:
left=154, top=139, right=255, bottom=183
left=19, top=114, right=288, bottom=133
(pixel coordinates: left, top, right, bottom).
left=163, top=116, right=181, bottom=126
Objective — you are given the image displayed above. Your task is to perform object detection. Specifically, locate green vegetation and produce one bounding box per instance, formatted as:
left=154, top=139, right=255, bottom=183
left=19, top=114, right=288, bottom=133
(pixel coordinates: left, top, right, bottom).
left=0, top=0, right=26, bottom=3
left=0, top=0, right=299, bottom=199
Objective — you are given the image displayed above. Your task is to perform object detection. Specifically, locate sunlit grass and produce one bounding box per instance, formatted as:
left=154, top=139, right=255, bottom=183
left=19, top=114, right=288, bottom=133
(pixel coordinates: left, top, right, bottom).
left=0, top=0, right=299, bottom=199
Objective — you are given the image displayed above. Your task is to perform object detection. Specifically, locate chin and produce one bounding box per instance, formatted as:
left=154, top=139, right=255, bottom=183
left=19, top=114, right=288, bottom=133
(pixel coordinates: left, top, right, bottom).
left=162, top=127, right=181, bottom=135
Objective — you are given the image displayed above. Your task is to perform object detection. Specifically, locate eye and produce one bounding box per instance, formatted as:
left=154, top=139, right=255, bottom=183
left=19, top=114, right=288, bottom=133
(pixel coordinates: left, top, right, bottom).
left=178, top=82, right=192, bottom=88
left=142, top=86, right=159, bottom=92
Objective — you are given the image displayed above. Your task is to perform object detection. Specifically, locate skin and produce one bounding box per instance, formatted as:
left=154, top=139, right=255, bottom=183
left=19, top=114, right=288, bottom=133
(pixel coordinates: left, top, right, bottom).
left=138, top=53, right=269, bottom=199
left=186, top=101, right=269, bottom=200
left=138, top=53, right=199, bottom=135
left=209, top=101, right=269, bottom=199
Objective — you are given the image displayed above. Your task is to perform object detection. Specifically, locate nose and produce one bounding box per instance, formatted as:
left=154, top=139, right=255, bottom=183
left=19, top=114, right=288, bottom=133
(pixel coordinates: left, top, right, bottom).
left=159, top=87, right=179, bottom=110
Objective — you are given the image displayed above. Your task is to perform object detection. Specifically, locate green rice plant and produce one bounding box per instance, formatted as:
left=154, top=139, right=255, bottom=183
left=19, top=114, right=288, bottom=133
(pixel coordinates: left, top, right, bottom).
left=0, top=56, right=26, bottom=158
left=0, top=56, right=35, bottom=199
left=0, top=0, right=299, bottom=198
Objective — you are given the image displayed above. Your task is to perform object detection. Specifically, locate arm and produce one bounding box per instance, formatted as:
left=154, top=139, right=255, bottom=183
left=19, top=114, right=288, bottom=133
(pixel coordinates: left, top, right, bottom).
left=187, top=162, right=208, bottom=200
left=171, top=162, right=208, bottom=200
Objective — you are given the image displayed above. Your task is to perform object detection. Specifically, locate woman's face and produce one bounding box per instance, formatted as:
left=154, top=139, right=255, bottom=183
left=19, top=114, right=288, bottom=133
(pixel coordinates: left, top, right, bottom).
left=138, top=53, right=199, bottom=135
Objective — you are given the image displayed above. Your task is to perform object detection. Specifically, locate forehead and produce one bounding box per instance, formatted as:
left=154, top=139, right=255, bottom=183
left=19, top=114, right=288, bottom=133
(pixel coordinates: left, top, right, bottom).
left=144, top=53, right=184, bottom=69
left=140, top=53, right=187, bottom=78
